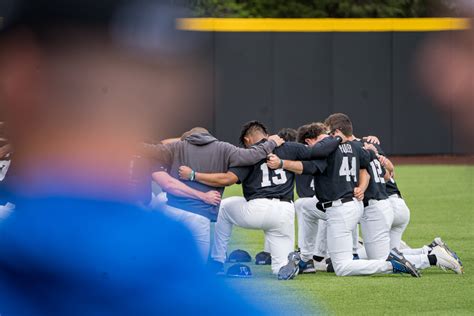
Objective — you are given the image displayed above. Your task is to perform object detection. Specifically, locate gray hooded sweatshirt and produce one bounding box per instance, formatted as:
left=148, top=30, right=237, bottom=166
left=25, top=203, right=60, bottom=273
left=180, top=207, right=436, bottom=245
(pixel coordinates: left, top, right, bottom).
left=143, top=132, right=276, bottom=221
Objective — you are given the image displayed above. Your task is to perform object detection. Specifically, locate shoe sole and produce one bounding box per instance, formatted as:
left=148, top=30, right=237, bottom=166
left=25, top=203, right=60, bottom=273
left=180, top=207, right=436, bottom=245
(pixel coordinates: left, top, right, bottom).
left=389, top=249, right=421, bottom=278
left=433, top=247, right=463, bottom=275
left=404, top=259, right=421, bottom=277
left=278, top=263, right=299, bottom=280
left=300, top=267, right=316, bottom=274
left=434, top=238, right=464, bottom=271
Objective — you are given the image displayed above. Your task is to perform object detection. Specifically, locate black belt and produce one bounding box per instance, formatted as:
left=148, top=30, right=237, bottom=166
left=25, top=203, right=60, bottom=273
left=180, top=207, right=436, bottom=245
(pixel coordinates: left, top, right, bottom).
left=265, top=197, right=293, bottom=203
left=363, top=198, right=389, bottom=207
left=316, top=197, right=354, bottom=212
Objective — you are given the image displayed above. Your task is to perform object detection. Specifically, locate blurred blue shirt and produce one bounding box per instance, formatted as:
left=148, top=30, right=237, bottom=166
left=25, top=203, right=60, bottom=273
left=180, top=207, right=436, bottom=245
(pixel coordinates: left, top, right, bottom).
left=0, top=196, right=261, bottom=315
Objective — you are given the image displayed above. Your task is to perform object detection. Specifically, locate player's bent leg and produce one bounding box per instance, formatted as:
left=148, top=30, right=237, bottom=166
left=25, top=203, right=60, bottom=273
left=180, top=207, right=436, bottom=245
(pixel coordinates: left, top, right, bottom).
left=352, top=224, right=359, bottom=258
left=314, top=219, right=327, bottom=258
left=400, top=246, right=431, bottom=256
left=403, top=254, right=431, bottom=270
left=402, top=238, right=464, bottom=274
left=211, top=196, right=247, bottom=263
left=360, top=200, right=394, bottom=260
left=164, top=205, right=211, bottom=261
left=294, top=198, right=306, bottom=249
left=389, top=195, right=410, bottom=249
left=356, top=244, right=368, bottom=260
left=299, top=197, right=326, bottom=262
left=327, top=201, right=394, bottom=277
left=265, top=201, right=295, bottom=275
left=263, top=236, right=271, bottom=253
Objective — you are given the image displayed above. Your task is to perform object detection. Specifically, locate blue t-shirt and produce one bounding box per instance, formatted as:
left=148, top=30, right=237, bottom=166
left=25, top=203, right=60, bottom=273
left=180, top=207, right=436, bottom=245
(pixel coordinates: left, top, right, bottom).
left=0, top=196, right=261, bottom=315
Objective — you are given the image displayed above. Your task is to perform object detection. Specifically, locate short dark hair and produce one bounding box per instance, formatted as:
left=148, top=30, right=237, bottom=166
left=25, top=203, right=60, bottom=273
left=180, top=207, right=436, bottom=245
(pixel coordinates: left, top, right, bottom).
left=277, top=128, right=297, bottom=142
left=324, top=113, right=353, bottom=136
left=297, top=122, right=327, bottom=144
left=239, top=120, right=268, bottom=145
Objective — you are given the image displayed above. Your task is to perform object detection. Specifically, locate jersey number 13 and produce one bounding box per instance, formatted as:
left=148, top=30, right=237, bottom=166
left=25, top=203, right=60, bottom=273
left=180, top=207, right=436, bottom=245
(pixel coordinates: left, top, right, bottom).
left=260, top=163, right=288, bottom=187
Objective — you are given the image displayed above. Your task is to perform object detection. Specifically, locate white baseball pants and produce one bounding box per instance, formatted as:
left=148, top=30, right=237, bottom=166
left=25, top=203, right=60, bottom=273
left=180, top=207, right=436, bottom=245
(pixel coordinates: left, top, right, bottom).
left=211, top=196, right=295, bottom=274
left=388, top=194, right=410, bottom=249
left=360, top=199, right=394, bottom=260
left=295, top=196, right=328, bottom=261
left=163, top=204, right=211, bottom=261
left=326, top=199, right=392, bottom=276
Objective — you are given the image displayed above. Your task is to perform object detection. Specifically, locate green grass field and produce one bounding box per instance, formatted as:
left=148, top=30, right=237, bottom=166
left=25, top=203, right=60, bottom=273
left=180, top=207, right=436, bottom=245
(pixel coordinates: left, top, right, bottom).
left=218, top=165, right=473, bottom=315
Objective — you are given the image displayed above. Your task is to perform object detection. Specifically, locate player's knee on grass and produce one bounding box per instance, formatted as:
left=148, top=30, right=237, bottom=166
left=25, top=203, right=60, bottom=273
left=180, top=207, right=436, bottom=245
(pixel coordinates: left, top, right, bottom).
left=332, top=260, right=352, bottom=276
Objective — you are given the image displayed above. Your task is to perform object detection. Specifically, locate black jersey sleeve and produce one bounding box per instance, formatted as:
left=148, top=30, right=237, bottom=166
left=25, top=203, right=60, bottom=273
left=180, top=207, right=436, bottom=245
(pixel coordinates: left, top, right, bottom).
left=302, top=159, right=327, bottom=175
left=228, top=166, right=251, bottom=184
left=280, top=142, right=308, bottom=160
left=308, top=136, right=341, bottom=159
left=294, top=136, right=341, bottom=161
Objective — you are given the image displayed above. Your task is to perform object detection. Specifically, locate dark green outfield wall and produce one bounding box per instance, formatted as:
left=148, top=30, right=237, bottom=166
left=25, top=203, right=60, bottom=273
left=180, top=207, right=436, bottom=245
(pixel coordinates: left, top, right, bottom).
left=173, top=30, right=469, bottom=155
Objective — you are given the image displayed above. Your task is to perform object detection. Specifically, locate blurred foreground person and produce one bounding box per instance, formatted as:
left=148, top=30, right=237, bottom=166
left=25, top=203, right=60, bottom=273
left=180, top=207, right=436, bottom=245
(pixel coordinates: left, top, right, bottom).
left=0, top=0, right=261, bottom=315
left=418, top=3, right=474, bottom=148
left=0, top=122, right=14, bottom=218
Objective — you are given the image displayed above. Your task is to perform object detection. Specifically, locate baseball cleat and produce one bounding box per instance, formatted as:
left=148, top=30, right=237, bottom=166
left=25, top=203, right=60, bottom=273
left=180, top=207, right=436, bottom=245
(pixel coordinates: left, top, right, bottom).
left=277, top=252, right=301, bottom=280
left=430, top=246, right=464, bottom=274
left=298, top=259, right=316, bottom=274
left=387, top=248, right=421, bottom=277
left=429, top=237, right=463, bottom=269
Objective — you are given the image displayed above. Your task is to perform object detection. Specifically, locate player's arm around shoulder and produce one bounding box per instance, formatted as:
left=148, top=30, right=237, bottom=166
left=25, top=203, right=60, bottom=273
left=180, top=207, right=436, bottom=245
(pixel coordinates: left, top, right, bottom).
left=152, top=171, right=221, bottom=206
left=140, top=141, right=177, bottom=165
left=303, top=135, right=342, bottom=160
left=178, top=165, right=239, bottom=188
left=378, top=155, right=395, bottom=181
left=225, top=135, right=284, bottom=167
left=266, top=153, right=303, bottom=174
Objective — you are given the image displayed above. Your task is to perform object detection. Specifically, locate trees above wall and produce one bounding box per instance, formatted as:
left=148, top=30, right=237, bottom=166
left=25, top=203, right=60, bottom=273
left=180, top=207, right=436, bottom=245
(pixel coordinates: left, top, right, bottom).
left=188, top=0, right=461, bottom=18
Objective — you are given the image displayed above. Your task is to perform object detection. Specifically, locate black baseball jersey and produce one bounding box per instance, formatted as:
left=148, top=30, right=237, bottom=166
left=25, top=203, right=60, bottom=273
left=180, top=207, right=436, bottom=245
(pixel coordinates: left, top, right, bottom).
left=362, top=141, right=402, bottom=197
left=353, top=141, right=388, bottom=202
left=230, top=141, right=317, bottom=201
left=303, top=141, right=370, bottom=203
left=295, top=173, right=315, bottom=198
left=386, top=178, right=402, bottom=197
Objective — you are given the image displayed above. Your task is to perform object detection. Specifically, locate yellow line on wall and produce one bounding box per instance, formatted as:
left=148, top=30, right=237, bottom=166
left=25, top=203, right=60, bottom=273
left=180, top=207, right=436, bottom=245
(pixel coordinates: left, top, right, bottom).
left=177, top=18, right=470, bottom=32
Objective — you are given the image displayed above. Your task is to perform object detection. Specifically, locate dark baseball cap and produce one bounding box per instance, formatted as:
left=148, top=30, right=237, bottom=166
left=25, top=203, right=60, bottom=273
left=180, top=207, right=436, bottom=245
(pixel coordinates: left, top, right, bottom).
left=255, top=251, right=272, bottom=265
left=227, top=249, right=252, bottom=263
left=226, top=264, right=252, bottom=278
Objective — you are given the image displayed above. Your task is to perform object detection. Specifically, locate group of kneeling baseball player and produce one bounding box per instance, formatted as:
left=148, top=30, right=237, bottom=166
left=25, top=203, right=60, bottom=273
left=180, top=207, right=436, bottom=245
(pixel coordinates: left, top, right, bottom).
left=142, top=113, right=463, bottom=280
